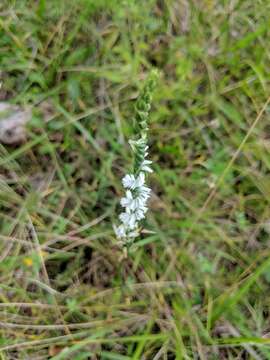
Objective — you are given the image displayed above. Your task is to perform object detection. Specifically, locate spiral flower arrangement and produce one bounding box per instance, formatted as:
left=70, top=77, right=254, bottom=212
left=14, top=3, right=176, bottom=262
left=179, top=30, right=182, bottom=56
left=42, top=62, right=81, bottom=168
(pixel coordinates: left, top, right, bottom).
left=114, top=71, right=158, bottom=249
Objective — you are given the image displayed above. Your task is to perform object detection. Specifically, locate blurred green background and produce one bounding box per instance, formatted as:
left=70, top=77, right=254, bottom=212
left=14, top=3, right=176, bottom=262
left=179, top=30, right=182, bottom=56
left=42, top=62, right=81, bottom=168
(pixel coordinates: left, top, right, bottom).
left=1, top=0, right=270, bottom=358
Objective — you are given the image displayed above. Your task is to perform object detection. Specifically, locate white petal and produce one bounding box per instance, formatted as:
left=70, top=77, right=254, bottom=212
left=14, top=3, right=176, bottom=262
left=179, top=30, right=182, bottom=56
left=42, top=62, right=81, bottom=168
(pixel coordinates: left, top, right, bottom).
left=129, top=200, right=137, bottom=211
left=129, top=214, right=137, bottom=229
left=134, top=206, right=148, bottom=220
left=119, top=212, right=130, bottom=225
left=136, top=172, right=145, bottom=187
left=126, top=190, right=133, bottom=199
left=120, top=190, right=133, bottom=208
left=119, top=212, right=137, bottom=230
left=137, top=196, right=147, bottom=207
left=122, top=174, right=136, bottom=189
left=120, top=197, right=129, bottom=207
left=142, top=165, right=153, bottom=173
left=138, top=194, right=150, bottom=203
left=141, top=159, right=153, bottom=173
left=114, top=224, right=126, bottom=238
left=139, top=185, right=151, bottom=195
left=133, top=197, right=144, bottom=211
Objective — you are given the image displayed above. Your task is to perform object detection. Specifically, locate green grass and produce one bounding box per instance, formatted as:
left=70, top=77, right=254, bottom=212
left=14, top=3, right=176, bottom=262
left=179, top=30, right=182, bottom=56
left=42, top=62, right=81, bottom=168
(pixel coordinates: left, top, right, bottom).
left=1, top=0, right=270, bottom=358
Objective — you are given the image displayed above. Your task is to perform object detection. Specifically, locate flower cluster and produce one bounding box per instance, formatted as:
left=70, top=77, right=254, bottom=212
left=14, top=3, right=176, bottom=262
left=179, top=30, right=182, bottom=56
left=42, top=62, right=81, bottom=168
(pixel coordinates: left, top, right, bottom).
left=114, top=70, right=158, bottom=248
left=114, top=170, right=152, bottom=242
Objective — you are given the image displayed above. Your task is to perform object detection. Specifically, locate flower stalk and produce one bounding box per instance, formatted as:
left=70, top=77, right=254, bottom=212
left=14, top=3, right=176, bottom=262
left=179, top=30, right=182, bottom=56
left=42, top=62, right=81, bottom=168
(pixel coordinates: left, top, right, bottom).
left=114, top=70, right=158, bottom=249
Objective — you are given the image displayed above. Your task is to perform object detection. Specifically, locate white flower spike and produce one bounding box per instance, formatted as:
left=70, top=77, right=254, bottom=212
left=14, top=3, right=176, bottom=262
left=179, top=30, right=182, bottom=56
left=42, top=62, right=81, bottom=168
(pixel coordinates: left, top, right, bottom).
left=114, top=70, right=158, bottom=250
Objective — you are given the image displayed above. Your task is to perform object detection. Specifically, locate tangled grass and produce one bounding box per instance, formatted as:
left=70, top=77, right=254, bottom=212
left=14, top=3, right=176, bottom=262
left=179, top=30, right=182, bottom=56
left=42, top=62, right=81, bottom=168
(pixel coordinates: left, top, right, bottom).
left=1, top=0, right=270, bottom=358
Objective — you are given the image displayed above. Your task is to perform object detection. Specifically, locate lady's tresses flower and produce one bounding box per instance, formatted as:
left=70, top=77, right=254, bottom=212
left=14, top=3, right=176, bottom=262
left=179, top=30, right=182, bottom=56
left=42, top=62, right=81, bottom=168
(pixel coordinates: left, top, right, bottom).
left=141, top=159, right=153, bottom=173
left=115, top=172, right=151, bottom=238
left=114, top=70, right=158, bottom=249
left=134, top=206, right=148, bottom=220
left=116, top=173, right=151, bottom=235
left=113, top=224, right=126, bottom=238
left=120, top=190, right=133, bottom=208
left=122, top=172, right=145, bottom=190
left=122, top=174, right=136, bottom=189
left=138, top=185, right=151, bottom=199
left=120, top=173, right=151, bottom=211
left=113, top=224, right=140, bottom=240
left=119, top=211, right=137, bottom=229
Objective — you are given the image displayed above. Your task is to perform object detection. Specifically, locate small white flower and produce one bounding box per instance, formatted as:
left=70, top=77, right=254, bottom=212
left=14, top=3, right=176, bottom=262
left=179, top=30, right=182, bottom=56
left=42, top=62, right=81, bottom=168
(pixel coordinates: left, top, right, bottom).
left=136, top=195, right=148, bottom=207
left=134, top=207, right=148, bottom=220
left=122, top=172, right=145, bottom=190
left=119, top=212, right=137, bottom=229
left=129, top=198, right=141, bottom=211
left=138, top=185, right=151, bottom=198
left=141, top=159, right=153, bottom=173
left=120, top=190, right=133, bottom=208
left=122, top=174, right=136, bottom=189
left=136, top=193, right=150, bottom=207
left=136, top=172, right=145, bottom=188
left=144, top=147, right=149, bottom=158
left=121, top=190, right=146, bottom=212
left=114, top=224, right=126, bottom=239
